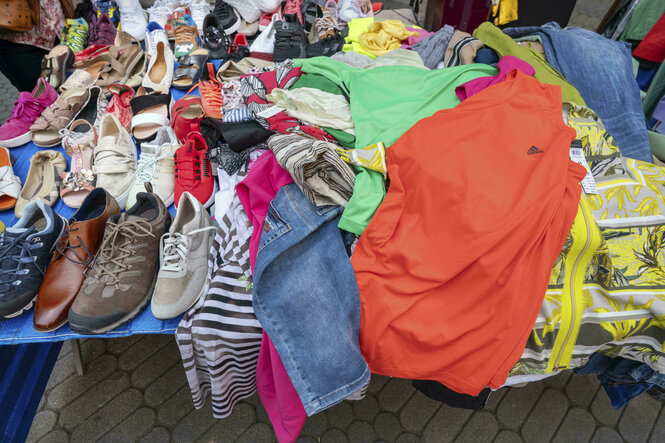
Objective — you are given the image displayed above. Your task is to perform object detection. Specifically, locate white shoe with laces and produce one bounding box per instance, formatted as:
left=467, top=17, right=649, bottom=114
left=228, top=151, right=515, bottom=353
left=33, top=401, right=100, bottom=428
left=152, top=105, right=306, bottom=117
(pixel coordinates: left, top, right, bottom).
left=127, top=126, right=179, bottom=210
left=147, top=0, right=172, bottom=27
left=151, top=191, right=216, bottom=319
left=338, top=0, right=367, bottom=23
left=187, top=0, right=212, bottom=35
left=118, top=0, right=149, bottom=40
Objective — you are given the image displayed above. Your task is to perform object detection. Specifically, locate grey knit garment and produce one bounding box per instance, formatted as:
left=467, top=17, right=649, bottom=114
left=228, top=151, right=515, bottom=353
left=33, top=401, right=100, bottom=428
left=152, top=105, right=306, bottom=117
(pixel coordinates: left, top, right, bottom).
left=413, top=25, right=455, bottom=69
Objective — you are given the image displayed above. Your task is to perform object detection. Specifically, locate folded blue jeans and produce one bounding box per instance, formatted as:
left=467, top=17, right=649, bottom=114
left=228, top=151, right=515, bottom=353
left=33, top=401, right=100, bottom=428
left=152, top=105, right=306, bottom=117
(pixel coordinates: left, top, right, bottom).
left=503, top=22, right=651, bottom=162
left=252, top=184, right=370, bottom=415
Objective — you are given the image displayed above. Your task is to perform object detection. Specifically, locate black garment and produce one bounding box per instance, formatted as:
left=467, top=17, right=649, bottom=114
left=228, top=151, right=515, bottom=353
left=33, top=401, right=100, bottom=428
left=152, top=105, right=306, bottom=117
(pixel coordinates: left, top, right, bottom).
left=200, top=117, right=273, bottom=153
left=412, top=380, right=491, bottom=410
left=0, top=40, right=48, bottom=92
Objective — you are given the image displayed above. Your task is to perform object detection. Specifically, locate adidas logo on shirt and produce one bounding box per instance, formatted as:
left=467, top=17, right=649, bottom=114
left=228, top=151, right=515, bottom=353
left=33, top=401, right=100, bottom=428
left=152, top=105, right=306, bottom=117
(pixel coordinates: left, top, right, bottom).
left=527, top=146, right=544, bottom=155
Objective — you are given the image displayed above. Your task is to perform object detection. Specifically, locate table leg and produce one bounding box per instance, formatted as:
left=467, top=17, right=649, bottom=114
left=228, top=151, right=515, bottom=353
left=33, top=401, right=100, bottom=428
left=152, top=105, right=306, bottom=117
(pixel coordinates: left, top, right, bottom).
left=71, top=339, right=84, bottom=376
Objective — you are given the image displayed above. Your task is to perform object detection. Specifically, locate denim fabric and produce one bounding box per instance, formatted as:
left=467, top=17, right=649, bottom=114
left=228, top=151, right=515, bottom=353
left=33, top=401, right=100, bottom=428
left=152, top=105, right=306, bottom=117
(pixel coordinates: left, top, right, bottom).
left=575, top=352, right=665, bottom=409
left=252, top=183, right=370, bottom=415
left=503, top=22, right=651, bottom=162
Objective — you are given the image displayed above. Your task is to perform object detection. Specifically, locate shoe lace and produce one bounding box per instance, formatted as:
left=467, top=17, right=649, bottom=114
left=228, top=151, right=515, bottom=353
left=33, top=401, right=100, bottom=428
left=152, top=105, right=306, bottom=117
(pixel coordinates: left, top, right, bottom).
left=122, top=13, right=145, bottom=28
left=55, top=225, right=94, bottom=266
left=93, top=219, right=155, bottom=286
left=176, top=24, right=197, bottom=40
left=7, top=92, right=43, bottom=124
left=134, top=149, right=171, bottom=185
left=0, top=235, right=43, bottom=289
left=160, top=225, right=216, bottom=272
left=175, top=156, right=201, bottom=187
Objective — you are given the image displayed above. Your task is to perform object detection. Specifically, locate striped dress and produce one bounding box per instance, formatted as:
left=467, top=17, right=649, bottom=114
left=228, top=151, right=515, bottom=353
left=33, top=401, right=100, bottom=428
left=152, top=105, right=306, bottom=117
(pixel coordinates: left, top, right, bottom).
left=176, top=167, right=263, bottom=418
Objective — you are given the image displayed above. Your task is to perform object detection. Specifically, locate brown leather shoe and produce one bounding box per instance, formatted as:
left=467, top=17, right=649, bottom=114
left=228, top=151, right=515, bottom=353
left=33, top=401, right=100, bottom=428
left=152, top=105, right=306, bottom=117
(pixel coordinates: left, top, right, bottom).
left=33, top=188, right=120, bottom=332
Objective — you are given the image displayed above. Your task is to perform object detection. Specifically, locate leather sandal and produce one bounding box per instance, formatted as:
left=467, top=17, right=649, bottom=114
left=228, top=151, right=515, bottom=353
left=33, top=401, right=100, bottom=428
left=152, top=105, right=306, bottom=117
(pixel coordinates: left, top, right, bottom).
left=41, top=44, right=74, bottom=90
left=172, top=48, right=210, bottom=90
left=130, top=87, right=171, bottom=143
left=60, top=120, right=97, bottom=208
left=30, top=88, right=91, bottom=147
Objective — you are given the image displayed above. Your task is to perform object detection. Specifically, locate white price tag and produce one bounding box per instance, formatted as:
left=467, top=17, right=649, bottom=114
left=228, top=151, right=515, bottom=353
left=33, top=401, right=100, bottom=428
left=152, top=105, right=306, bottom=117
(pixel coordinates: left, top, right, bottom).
left=570, top=147, right=598, bottom=194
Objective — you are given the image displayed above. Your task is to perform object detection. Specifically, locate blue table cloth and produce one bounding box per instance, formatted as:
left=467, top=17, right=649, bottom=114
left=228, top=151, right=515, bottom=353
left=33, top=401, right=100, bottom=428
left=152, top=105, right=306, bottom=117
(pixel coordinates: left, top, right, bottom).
left=0, top=82, right=198, bottom=344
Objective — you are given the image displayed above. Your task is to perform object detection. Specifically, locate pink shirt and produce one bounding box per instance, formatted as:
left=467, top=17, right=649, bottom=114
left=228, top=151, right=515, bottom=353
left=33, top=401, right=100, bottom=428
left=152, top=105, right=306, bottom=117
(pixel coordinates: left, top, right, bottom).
left=237, top=152, right=306, bottom=443
left=455, top=56, right=535, bottom=101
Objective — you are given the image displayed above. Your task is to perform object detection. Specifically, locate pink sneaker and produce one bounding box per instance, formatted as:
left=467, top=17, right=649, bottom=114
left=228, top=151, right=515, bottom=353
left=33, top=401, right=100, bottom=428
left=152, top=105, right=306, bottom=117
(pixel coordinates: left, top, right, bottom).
left=0, top=78, right=58, bottom=148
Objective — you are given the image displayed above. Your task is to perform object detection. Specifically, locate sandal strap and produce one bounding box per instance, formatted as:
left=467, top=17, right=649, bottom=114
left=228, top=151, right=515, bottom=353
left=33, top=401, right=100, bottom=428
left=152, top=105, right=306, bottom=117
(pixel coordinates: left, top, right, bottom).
left=131, top=113, right=170, bottom=130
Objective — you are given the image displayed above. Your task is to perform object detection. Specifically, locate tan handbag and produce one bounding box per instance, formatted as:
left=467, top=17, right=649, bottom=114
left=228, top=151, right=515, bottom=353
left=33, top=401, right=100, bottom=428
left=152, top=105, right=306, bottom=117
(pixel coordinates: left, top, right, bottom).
left=0, top=0, right=39, bottom=32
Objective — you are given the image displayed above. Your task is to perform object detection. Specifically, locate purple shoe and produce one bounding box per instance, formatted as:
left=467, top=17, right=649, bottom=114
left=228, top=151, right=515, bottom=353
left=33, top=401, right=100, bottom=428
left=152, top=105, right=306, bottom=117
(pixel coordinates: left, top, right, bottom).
left=0, top=78, right=58, bottom=148
left=88, top=13, right=117, bottom=46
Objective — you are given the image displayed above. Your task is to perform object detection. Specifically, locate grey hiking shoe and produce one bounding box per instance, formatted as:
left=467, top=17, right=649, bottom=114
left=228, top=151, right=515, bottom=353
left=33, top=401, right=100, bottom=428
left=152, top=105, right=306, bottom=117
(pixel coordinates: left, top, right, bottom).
left=68, top=189, right=172, bottom=334
left=151, top=191, right=215, bottom=319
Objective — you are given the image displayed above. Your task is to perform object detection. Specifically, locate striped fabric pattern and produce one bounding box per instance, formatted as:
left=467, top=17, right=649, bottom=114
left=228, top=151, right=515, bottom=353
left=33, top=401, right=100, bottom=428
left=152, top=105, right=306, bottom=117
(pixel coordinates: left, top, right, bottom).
left=445, top=36, right=480, bottom=67
left=176, top=168, right=262, bottom=418
left=222, top=106, right=253, bottom=123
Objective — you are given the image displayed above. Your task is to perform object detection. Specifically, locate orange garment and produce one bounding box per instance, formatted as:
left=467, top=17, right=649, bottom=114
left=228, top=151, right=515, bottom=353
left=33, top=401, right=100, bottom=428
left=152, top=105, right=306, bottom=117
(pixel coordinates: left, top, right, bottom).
left=351, top=70, right=586, bottom=396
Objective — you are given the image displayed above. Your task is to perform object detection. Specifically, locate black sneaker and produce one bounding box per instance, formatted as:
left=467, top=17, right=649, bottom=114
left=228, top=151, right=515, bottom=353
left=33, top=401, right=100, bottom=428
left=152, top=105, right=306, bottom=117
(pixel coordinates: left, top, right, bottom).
left=0, top=201, right=65, bottom=319
left=213, top=0, right=241, bottom=34
left=273, top=15, right=308, bottom=62
left=203, top=14, right=230, bottom=59
left=306, top=31, right=345, bottom=57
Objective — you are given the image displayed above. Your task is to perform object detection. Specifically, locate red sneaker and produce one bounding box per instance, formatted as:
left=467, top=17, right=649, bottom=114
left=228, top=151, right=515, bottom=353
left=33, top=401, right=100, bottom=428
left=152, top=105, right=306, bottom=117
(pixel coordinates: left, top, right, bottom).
left=170, top=95, right=205, bottom=143
left=233, top=33, right=248, bottom=47
left=174, top=132, right=215, bottom=209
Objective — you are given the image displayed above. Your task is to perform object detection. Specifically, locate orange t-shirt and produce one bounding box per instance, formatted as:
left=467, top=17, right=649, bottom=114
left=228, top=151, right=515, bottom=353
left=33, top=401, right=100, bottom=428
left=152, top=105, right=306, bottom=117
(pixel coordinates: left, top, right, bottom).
left=351, top=70, right=586, bottom=395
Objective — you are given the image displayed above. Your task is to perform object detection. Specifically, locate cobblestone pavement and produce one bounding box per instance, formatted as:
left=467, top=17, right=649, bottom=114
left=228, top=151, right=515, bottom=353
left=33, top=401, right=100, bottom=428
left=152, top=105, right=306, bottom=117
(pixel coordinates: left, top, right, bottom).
left=27, top=335, right=665, bottom=443
left=5, top=0, right=661, bottom=441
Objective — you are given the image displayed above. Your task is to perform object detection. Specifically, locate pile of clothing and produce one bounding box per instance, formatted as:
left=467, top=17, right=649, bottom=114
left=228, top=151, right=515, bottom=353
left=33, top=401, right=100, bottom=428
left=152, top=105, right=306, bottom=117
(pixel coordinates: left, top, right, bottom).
left=0, top=0, right=665, bottom=441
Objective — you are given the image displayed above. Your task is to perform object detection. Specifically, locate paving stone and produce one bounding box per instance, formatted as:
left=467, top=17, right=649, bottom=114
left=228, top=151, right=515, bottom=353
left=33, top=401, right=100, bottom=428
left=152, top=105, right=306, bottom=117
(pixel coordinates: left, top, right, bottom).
left=69, top=388, right=143, bottom=443
left=590, top=387, right=622, bottom=426
left=118, top=334, right=173, bottom=372
left=98, top=407, right=156, bottom=443
left=244, top=393, right=261, bottom=407
left=301, top=411, right=328, bottom=437
left=26, top=410, right=58, bottom=443
left=368, top=374, right=391, bottom=395
left=347, top=421, right=375, bottom=443
left=565, top=374, right=600, bottom=407
left=37, top=396, right=46, bottom=412
left=552, top=408, right=596, bottom=443
left=521, top=389, right=569, bottom=443
left=107, top=335, right=143, bottom=355
left=484, top=387, right=508, bottom=412
left=378, top=378, right=415, bottom=413
left=144, top=361, right=187, bottom=407
left=494, top=430, right=524, bottom=443
left=156, top=384, right=195, bottom=427
left=171, top=400, right=219, bottom=443
left=256, top=402, right=271, bottom=425
left=374, top=412, right=404, bottom=442
left=422, top=404, right=473, bottom=443
left=398, top=390, right=441, bottom=434
left=496, top=382, right=543, bottom=430
left=591, top=427, right=624, bottom=443
left=353, top=394, right=380, bottom=422
left=197, top=403, right=256, bottom=442
left=58, top=370, right=130, bottom=430
left=45, top=353, right=75, bottom=391
left=131, top=340, right=182, bottom=390
left=138, top=426, right=170, bottom=443
left=543, top=370, right=573, bottom=390
left=618, top=393, right=663, bottom=443
left=649, top=406, right=665, bottom=443
left=81, top=338, right=107, bottom=363
left=47, top=353, right=117, bottom=409
left=326, top=401, right=354, bottom=430
left=37, top=429, right=69, bottom=443
left=296, top=437, right=318, bottom=443
left=236, top=423, right=277, bottom=443
left=456, top=412, right=499, bottom=442
left=396, top=432, right=422, bottom=443
left=320, top=428, right=349, bottom=443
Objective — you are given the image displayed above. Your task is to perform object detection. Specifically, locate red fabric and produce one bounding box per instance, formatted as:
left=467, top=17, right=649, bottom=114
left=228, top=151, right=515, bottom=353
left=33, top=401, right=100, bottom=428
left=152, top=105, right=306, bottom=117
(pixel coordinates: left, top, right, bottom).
left=352, top=71, right=586, bottom=395
left=634, top=12, right=665, bottom=63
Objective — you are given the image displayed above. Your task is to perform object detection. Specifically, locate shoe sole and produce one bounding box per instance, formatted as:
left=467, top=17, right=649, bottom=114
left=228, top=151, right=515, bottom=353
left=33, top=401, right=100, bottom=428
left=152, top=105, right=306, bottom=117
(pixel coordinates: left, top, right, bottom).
left=224, top=19, right=241, bottom=35
left=202, top=180, right=218, bottom=209
left=33, top=318, right=68, bottom=333
left=2, top=215, right=67, bottom=321
left=69, top=266, right=161, bottom=335
left=0, top=131, right=32, bottom=148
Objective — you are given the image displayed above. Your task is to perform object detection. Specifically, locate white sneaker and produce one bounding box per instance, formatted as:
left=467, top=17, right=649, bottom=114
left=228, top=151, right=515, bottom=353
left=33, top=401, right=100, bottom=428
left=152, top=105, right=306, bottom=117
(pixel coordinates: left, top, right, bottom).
left=147, top=0, right=172, bottom=27
left=151, top=191, right=216, bottom=319
left=127, top=126, right=179, bottom=210
left=93, top=114, right=137, bottom=208
left=250, top=13, right=278, bottom=53
left=187, top=0, right=211, bottom=34
left=338, top=0, right=366, bottom=23
left=118, top=0, right=149, bottom=40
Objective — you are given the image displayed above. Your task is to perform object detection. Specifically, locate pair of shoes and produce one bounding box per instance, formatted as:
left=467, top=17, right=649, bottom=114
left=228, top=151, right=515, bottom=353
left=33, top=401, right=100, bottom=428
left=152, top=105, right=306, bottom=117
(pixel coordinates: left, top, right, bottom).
left=143, top=22, right=175, bottom=93
left=0, top=78, right=57, bottom=148
left=175, top=132, right=215, bottom=209
left=147, top=0, right=172, bottom=27
left=306, top=30, right=345, bottom=57
left=88, top=13, right=117, bottom=46
left=14, top=150, right=67, bottom=218
left=94, top=0, right=121, bottom=26
left=41, top=45, right=74, bottom=90
left=61, top=18, right=89, bottom=53
left=117, top=0, right=148, bottom=41
left=273, top=15, right=308, bottom=62
left=174, top=14, right=202, bottom=59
